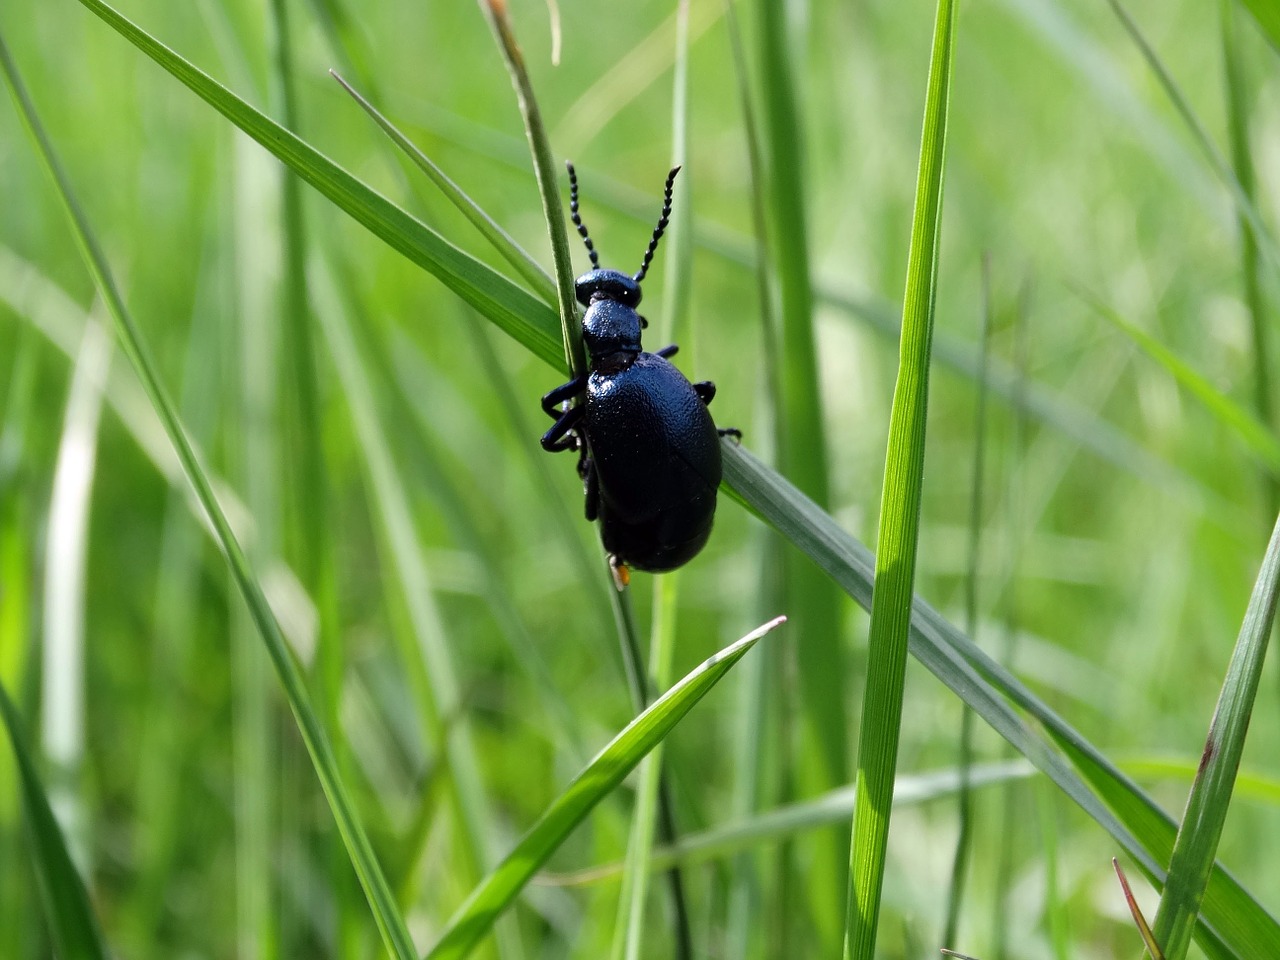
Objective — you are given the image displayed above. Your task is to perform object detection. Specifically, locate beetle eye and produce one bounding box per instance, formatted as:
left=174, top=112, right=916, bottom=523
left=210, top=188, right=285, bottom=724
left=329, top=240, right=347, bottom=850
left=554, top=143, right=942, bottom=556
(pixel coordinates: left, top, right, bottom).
left=638, top=314, right=649, bottom=329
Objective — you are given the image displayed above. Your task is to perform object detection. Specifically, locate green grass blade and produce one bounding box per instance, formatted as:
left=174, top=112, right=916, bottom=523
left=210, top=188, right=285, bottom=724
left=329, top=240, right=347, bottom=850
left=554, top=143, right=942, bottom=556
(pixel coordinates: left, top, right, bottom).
left=72, top=0, right=562, bottom=370
left=1151, top=512, right=1280, bottom=958
left=0, top=31, right=418, bottom=960
left=719, top=442, right=1280, bottom=957
left=0, top=682, right=109, bottom=960
left=1089, top=296, right=1280, bottom=475
left=424, top=617, right=786, bottom=960
left=844, top=0, right=958, bottom=955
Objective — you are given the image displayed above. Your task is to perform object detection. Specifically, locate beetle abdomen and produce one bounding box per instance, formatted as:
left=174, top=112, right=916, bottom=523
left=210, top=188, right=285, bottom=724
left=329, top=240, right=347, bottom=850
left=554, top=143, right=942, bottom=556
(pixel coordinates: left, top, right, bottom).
left=585, top=353, right=721, bottom=570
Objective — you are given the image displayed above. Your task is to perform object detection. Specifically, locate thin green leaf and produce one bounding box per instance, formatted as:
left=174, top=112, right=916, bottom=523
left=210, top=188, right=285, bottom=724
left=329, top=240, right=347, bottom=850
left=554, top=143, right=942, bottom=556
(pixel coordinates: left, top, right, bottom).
left=0, top=30, right=418, bottom=960
left=845, top=0, right=958, bottom=956
left=0, top=682, right=109, bottom=960
left=1151, top=511, right=1280, bottom=958
left=423, top=616, right=786, bottom=960
left=73, top=0, right=563, bottom=370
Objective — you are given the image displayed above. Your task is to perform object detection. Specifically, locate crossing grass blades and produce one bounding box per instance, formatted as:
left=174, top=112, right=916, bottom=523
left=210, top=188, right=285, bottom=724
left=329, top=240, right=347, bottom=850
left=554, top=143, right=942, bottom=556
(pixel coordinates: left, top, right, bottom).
left=541, top=162, right=739, bottom=588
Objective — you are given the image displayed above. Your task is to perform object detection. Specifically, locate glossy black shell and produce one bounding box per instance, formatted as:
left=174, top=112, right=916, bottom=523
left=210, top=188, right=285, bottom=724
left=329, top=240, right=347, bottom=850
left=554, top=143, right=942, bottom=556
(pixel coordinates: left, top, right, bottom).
left=585, top=353, right=722, bottom=571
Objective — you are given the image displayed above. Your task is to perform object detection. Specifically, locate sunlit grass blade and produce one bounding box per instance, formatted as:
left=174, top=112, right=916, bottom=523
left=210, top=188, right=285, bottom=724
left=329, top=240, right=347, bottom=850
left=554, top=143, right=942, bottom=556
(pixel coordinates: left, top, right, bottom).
left=1088, top=295, right=1280, bottom=475
left=0, top=31, right=418, bottom=960
left=72, top=0, right=562, bottom=369
left=844, top=0, right=958, bottom=956
left=719, top=442, right=1280, bottom=957
left=1150, top=512, right=1280, bottom=959
left=423, top=616, right=786, bottom=960
left=0, top=681, right=109, bottom=960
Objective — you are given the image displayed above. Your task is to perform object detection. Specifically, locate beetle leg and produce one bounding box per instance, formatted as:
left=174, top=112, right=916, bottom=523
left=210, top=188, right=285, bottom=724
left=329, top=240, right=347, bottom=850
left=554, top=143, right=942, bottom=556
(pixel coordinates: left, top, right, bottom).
left=718, top=427, right=743, bottom=443
left=693, top=380, right=716, bottom=406
left=655, top=344, right=679, bottom=359
left=541, top=375, right=587, bottom=419
left=541, top=404, right=585, bottom=452
left=583, top=457, right=600, bottom=521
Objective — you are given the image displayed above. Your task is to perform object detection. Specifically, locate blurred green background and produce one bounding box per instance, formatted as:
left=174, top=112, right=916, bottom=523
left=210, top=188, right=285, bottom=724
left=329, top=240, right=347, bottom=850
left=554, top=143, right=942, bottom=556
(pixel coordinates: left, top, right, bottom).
left=2, top=0, right=1279, bottom=957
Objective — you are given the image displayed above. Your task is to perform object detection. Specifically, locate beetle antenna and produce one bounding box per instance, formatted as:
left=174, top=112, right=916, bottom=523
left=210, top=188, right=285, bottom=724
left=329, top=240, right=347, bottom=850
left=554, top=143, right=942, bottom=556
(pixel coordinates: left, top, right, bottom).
left=634, top=166, right=681, bottom=284
left=566, top=161, right=600, bottom=270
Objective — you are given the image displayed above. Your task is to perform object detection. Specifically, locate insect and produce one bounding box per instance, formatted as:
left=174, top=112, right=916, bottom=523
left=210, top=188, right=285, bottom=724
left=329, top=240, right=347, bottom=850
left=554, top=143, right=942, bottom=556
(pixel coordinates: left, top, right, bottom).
left=541, top=162, right=737, bottom=586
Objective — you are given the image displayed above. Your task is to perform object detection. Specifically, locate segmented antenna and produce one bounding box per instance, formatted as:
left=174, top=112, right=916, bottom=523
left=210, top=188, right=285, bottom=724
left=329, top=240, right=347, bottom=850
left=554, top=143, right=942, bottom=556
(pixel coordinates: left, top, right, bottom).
left=634, top=166, right=681, bottom=284
left=565, top=161, right=600, bottom=270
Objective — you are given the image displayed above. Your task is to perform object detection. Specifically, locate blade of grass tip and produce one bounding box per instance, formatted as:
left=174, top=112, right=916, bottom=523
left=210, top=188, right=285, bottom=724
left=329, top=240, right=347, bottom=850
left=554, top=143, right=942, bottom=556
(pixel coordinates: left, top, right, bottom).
left=1221, top=0, right=1276, bottom=514
left=1151, top=509, right=1280, bottom=959
left=718, top=439, right=1280, bottom=957
left=844, top=0, right=958, bottom=956
left=329, top=69, right=556, bottom=303
left=0, top=681, right=109, bottom=960
left=424, top=617, right=785, bottom=960
left=73, top=0, right=563, bottom=370
left=943, top=255, right=993, bottom=947
left=0, top=32, right=419, bottom=960
left=1085, top=293, right=1280, bottom=476
left=1115, top=859, right=1166, bottom=959
left=478, top=0, right=583, bottom=377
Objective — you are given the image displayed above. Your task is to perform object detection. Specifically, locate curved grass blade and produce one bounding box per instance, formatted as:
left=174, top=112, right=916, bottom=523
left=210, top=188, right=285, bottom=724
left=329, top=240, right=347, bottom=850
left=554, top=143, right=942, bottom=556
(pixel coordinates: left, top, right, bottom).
left=720, top=442, right=1280, bottom=958
left=0, top=31, right=418, bottom=960
left=423, top=616, right=786, bottom=960
left=72, top=0, right=562, bottom=370
left=0, top=682, right=109, bottom=960
left=844, top=0, right=958, bottom=955
left=1150, top=511, right=1280, bottom=959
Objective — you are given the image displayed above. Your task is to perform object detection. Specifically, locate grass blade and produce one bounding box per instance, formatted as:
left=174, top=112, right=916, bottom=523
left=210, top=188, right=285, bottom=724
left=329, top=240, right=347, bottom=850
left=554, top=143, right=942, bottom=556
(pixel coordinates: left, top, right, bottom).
left=423, top=617, right=786, bottom=960
left=0, top=30, right=418, bottom=960
left=844, top=0, right=958, bottom=955
left=1150, top=511, right=1280, bottom=958
left=0, top=681, right=109, bottom=960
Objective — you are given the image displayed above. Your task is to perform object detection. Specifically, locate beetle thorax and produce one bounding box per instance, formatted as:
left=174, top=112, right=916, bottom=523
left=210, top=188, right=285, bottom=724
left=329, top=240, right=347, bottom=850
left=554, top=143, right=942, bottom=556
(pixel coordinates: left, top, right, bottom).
left=582, top=299, right=642, bottom=361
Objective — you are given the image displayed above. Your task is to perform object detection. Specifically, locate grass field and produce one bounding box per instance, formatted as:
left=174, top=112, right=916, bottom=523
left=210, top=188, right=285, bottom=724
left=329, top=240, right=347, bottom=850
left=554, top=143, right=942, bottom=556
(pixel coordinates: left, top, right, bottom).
left=2, top=0, right=1280, bottom=958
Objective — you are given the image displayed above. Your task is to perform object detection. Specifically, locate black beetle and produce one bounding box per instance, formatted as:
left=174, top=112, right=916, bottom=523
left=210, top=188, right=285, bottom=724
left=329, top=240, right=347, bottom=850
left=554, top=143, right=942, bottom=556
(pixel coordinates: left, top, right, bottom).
left=541, top=162, right=737, bottom=585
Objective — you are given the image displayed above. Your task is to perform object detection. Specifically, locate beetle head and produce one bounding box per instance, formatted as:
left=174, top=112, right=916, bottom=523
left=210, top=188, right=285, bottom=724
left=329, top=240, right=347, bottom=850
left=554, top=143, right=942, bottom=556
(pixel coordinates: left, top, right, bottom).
left=581, top=298, right=642, bottom=358
left=574, top=268, right=642, bottom=308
